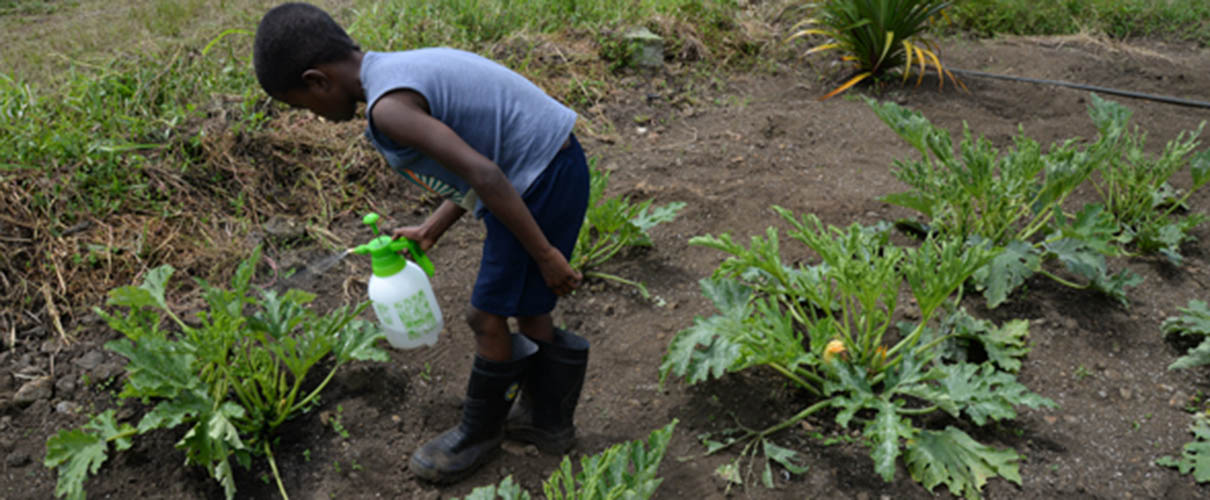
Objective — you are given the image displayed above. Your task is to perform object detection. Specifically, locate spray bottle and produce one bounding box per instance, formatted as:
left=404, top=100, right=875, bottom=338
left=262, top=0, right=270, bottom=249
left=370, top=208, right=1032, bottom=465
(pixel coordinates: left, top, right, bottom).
left=353, top=213, right=443, bottom=349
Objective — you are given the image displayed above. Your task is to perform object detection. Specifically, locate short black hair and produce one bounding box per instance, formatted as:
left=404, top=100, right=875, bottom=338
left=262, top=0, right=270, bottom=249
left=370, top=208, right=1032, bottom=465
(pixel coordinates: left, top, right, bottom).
left=253, top=3, right=361, bottom=95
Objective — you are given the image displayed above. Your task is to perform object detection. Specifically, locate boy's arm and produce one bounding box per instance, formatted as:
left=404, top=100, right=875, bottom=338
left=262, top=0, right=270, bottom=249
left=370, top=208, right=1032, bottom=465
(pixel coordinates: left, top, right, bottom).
left=371, top=90, right=581, bottom=296
left=392, top=199, right=466, bottom=252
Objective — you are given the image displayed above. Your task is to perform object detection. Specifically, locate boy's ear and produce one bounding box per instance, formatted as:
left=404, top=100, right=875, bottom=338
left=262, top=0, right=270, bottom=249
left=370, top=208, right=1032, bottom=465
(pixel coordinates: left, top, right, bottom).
left=300, top=68, right=330, bottom=90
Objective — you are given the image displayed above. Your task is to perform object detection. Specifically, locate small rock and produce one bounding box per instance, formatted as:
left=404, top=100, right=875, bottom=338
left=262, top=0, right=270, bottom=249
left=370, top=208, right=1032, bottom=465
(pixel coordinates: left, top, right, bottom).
left=6, top=451, right=30, bottom=467
left=1097, top=390, right=1108, bottom=399
left=1064, top=415, right=1079, bottom=424
left=41, top=339, right=61, bottom=353
left=94, top=362, right=125, bottom=382
left=1119, top=388, right=1132, bottom=400
left=74, top=350, right=105, bottom=371
left=56, top=401, right=81, bottom=415
left=14, top=376, right=53, bottom=406
left=1170, top=391, right=1190, bottom=407
left=55, top=375, right=76, bottom=395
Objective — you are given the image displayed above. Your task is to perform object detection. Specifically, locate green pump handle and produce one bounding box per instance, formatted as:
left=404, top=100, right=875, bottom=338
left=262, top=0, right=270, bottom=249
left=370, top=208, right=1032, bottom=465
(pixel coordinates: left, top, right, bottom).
left=355, top=213, right=435, bottom=277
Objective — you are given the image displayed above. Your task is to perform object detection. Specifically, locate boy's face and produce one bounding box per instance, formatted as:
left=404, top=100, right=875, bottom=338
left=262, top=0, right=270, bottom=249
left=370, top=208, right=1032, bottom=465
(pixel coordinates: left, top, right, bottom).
left=273, top=69, right=358, bottom=122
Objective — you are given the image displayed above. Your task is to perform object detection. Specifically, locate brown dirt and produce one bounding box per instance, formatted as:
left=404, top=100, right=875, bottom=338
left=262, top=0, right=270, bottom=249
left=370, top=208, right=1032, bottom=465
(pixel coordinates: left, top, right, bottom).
left=5, top=35, right=1210, bottom=500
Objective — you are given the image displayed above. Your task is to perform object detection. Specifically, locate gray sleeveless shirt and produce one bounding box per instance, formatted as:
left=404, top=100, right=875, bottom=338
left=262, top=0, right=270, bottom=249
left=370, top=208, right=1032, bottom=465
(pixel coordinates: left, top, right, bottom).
left=360, top=48, right=577, bottom=217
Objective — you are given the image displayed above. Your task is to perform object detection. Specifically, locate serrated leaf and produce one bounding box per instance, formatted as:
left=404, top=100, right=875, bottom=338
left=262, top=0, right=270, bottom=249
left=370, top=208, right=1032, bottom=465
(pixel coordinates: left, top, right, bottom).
left=137, top=388, right=211, bottom=433
left=659, top=279, right=751, bottom=386
left=177, top=403, right=248, bottom=500
left=45, top=429, right=108, bottom=500
left=83, top=410, right=136, bottom=452
left=868, top=399, right=913, bottom=482
left=1054, top=204, right=1120, bottom=256
left=331, top=318, right=388, bottom=363
left=1155, top=414, right=1210, bottom=483
left=905, top=427, right=1022, bottom=500
left=972, top=241, right=1039, bottom=308
left=632, top=201, right=686, bottom=232
left=934, top=363, right=1056, bottom=426
left=763, top=439, right=809, bottom=475
left=943, top=310, right=1030, bottom=373
left=107, top=265, right=173, bottom=311
left=104, top=337, right=198, bottom=399
left=1169, top=340, right=1210, bottom=371
left=699, top=277, right=752, bottom=315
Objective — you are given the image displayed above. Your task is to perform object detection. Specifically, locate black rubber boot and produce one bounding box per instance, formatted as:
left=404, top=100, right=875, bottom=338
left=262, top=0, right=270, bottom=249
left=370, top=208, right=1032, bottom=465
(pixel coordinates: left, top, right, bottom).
left=410, top=334, right=537, bottom=483
left=505, top=329, right=589, bottom=454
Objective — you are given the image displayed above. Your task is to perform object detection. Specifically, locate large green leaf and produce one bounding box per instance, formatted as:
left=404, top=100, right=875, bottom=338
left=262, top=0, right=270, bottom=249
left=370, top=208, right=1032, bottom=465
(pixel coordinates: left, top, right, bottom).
left=137, top=388, right=212, bottom=433
left=105, top=337, right=198, bottom=400
left=904, top=427, right=1022, bottom=500
left=972, top=241, right=1039, bottom=308
left=933, top=363, right=1056, bottom=425
left=177, top=402, right=248, bottom=500
left=1156, top=414, right=1210, bottom=483
left=1164, top=300, right=1210, bottom=370
left=44, top=410, right=134, bottom=500
left=45, top=430, right=107, bottom=500
left=659, top=279, right=751, bottom=386
left=868, top=399, right=914, bottom=482
left=331, top=318, right=389, bottom=363
left=107, top=265, right=173, bottom=311
left=942, top=309, right=1030, bottom=373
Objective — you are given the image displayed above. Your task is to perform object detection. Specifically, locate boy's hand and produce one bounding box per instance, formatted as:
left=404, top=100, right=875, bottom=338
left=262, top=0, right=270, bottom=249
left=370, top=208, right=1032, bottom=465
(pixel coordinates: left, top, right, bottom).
left=391, top=225, right=436, bottom=252
left=538, top=247, right=581, bottom=296
left=390, top=199, right=467, bottom=254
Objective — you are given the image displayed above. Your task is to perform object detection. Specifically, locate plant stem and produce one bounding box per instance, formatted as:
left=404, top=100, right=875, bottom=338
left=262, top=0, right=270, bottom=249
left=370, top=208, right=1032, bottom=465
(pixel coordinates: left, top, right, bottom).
left=288, top=364, right=341, bottom=417
left=583, top=271, right=650, bottom=298
left=1037, top=268, right=1088, bottom=290
left=754, top=398, right=834, bottom=439
left=264, top=440, right=290, bottom=500
left=768, top=362, right=821, bottom=396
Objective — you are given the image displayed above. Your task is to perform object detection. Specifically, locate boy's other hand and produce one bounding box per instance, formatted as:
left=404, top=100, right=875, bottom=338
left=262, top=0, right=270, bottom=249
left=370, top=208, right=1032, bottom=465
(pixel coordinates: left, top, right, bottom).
left=538, top=248, right=581, bottom=296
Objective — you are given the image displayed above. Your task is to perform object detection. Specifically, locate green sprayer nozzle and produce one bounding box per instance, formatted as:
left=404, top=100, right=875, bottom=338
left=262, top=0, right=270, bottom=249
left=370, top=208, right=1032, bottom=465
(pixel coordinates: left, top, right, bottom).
left=352, top=212, right=435, bottom=277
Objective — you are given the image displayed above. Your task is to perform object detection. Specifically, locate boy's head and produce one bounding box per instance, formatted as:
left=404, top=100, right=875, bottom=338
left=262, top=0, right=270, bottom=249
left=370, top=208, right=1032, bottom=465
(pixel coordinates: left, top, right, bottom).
left=254, top=3, right=362, bottom=119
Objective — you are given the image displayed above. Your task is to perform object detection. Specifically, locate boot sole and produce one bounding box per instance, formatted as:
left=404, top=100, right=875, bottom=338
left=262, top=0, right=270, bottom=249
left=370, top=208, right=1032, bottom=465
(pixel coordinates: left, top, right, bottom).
left=409, top=437, right=502, bottom=484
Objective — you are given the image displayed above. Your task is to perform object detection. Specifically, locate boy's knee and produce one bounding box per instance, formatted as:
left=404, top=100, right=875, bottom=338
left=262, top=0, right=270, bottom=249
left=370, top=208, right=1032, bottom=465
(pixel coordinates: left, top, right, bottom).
left=465, top=308, right=507, bottom=337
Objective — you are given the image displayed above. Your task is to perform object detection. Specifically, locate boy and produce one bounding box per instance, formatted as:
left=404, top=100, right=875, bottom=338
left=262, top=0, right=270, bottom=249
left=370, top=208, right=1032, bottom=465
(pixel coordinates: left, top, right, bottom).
left=253, top=3, right=591, bottom=483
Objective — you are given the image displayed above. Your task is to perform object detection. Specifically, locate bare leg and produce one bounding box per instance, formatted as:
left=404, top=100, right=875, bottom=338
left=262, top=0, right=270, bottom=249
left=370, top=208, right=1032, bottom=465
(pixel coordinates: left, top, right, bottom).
left=467, top=307, right=512, bottom=361
left=517, top=314, right=555, bottom=344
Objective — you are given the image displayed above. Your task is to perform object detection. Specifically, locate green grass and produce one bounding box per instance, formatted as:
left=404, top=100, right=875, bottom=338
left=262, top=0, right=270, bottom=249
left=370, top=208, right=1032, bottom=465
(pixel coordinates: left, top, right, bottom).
left=947, top=0, right=1210, bottom=44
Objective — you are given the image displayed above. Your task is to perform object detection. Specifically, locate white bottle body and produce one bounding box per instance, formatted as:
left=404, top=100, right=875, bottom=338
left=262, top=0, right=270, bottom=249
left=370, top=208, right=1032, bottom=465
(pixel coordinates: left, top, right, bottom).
left=368, top=261, right=443, bottom=349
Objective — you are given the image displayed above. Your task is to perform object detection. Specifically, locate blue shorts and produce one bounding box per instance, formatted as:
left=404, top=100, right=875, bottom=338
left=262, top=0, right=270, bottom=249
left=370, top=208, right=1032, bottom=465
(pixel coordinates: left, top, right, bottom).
left=471, top=134, right=589, bottom=317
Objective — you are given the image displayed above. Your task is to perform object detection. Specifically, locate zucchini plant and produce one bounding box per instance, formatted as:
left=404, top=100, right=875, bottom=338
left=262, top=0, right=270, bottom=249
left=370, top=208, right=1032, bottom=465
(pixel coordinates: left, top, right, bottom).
left=1156, top=300, right=1210, bottom=482
left=452, top=420, right=677, bottom=500
left=868, top=97, right=1142, bottom=308
left=44, top=249, right=388, bottom=500
left=1085, top=93, right=1210, bottom=265
left=572, top=160, right=686, bottom=298
left=660, top=208, right=1054, bottom=499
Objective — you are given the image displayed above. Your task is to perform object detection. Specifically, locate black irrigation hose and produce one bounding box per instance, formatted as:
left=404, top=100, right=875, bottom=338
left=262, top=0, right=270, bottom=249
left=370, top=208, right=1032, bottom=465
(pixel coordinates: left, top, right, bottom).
left=948, top=67, right=1210, bottom=110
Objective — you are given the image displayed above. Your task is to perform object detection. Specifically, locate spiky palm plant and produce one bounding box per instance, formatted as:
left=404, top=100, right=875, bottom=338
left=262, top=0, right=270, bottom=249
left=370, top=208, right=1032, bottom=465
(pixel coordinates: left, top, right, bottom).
left=789, top=0, right=960, bottom=100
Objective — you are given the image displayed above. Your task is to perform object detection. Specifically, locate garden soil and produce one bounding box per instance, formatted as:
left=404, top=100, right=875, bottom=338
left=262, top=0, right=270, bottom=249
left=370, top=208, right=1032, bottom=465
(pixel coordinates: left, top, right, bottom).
left=5, top=36, right=1210, bottom=500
